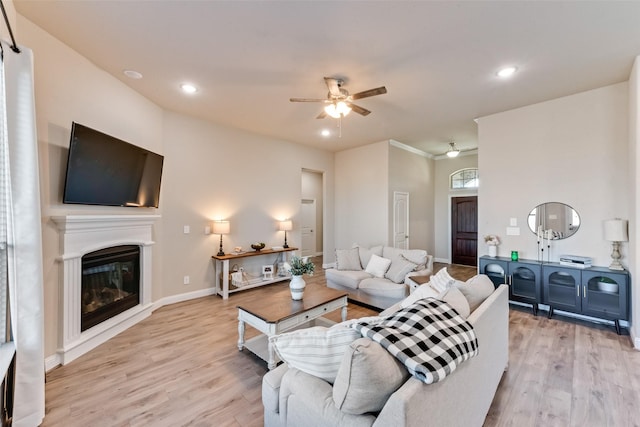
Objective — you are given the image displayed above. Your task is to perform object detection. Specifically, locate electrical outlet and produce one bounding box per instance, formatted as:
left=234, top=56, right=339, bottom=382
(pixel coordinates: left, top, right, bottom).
left=183, top=225, right=190, bottom=234
left=183, top=275, right=190, bottom=285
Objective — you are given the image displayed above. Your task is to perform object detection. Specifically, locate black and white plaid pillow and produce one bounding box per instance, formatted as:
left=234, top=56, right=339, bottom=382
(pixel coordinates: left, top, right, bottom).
left=353, top=298, right=478, bottom=384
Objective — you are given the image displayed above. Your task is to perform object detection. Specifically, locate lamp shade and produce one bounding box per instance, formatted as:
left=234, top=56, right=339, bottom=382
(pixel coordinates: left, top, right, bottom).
left=604, top=219, right=628, bottom=242
left=278, top=220, right=293, bottom=232
left=212, top=220, right=230, bottom=235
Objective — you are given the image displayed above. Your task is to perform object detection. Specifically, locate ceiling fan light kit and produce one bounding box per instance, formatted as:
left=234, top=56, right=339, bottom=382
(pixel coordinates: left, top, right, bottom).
left=324, top=101, right=351, bottom=118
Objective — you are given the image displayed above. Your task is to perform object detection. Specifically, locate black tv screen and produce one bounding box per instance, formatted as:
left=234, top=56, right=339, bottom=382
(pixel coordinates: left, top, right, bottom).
left=63, top=122, right=164, bottom=208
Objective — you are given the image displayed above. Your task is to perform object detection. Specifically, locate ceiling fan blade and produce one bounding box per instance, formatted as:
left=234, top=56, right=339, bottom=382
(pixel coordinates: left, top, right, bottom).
left=351, top=86, right=387, bottom=100
left=347, top=103, right=371, bottom=116
left=290, top=98, right=326, bottom=102
left=324, top=77, right=342, bottom=97
left=316, top=110, right=327, bottom=119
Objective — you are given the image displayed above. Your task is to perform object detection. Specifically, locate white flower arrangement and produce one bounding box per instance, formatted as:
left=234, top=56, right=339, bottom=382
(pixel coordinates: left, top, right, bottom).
left=484, top=235, right=500, bottom=246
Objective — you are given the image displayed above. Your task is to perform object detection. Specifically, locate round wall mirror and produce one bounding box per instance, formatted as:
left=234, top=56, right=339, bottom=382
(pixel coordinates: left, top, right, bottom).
left=527, top=202, right=580, bottom=240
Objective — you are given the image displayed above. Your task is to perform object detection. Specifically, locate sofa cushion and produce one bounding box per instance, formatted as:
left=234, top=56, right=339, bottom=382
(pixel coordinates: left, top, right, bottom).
left=384, top=255, right=418, bottom=284
left=437, top=286, right=471, bottom=318
left=455, top=274, right=495, bottom=313
left=359, top=278, right=408, bottom=299
left=325, top=269, right=372, bottom=290
left=365, top=254, right=392, bottom=278
left=335, top=247, right=362, bottom=271
left=399, top=283, right=440, bottom=308
left=382, top=247, right=428, bottom=271
left=429, top=267, right=456, bottom=292
left=333, top=338, right=410, bottom=415
left=270, top=324, right=362, bottom=383
left=355, top=245, right=383, bottom=268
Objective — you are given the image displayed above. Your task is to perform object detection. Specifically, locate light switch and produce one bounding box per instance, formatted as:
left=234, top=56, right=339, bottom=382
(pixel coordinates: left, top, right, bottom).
left=510, top=218, right=517, bottom=227
left=506, top=227, right=520, bottom=236
left=183, top=225, right=190, bottom=234
left=204, top=226, right=211, bottom=235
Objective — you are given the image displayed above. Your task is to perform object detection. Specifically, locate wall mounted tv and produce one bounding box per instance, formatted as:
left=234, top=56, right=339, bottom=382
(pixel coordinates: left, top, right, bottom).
left=63, top=122, right=164, bottom=208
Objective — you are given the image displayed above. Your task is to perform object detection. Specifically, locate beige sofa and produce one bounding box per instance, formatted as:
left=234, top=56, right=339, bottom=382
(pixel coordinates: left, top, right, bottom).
left=325, top=246, right=434, bottom=310
left=262, top=283, right=509, bottom=427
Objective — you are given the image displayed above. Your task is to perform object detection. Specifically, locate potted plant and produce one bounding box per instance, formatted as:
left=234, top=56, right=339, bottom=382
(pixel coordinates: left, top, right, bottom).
left=484, top=234, right=500, bottom=257
left=285, top=256, right=315, bottom=300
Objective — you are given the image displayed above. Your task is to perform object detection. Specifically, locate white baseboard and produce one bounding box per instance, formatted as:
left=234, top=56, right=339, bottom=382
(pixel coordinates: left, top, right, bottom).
left=153, top=287, right=217, bottom=310
left=630, top=325, right=640, bottom=350
left=46, top=287, right=218, bottom=372
left=434, top=257, right=450, bottom=264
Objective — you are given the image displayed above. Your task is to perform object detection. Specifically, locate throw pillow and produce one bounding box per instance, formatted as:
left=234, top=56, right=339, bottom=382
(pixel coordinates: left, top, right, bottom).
left=399, top=283, right=440, bottom=309
left=455, top=274, right=495, bottom=313
left=335, top=248, right=362, bottom=271
left=429, top=267, right=456, bottom=293
left=437, top=286, right=471, bottom=318
left=269, top=324, right=361, bottom=383
left=333, top=338, right=410, bottom=415
left=355, top=245, right=383, bottom=268
left=384, top=254, right=418, bottom=284
left=365, top=254, right=392, bottom=278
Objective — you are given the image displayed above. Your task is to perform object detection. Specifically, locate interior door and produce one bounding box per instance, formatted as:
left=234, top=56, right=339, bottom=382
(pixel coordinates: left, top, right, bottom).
left=300, top=199, right=316, bottom=257
left=393, top=192, right=409, bottom=249
left=451, top=196, right=478, bottom=266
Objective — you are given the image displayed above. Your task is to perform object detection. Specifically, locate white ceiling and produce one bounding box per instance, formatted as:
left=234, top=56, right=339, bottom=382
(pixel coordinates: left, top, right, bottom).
left=13, top=0, right=640, bottom=154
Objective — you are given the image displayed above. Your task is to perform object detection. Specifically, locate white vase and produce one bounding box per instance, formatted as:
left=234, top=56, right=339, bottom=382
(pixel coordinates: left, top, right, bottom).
left=289, top=275, right=306, bottom=300
left=488, top=245, right=497, bottom=258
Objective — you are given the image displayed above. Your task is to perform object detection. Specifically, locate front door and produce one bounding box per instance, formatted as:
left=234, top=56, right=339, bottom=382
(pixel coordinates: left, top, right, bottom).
left=451, top=196, right=478, bottom=266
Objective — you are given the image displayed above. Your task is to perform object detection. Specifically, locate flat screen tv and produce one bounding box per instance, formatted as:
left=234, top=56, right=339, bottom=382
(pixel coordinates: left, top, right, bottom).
left=63, top=122, right=164, bottom=208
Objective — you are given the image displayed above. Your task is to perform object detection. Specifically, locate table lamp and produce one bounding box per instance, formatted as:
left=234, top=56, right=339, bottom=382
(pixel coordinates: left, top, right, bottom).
left=213, top=220, right=230, bottom=256
left=604, top=218, right=628, bottom=270
left=279, top=220, right=292, bottom=248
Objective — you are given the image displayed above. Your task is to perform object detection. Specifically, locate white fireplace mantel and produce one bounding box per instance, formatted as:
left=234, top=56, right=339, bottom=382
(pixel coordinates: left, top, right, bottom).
left=51, top=214, right=160, bottom=365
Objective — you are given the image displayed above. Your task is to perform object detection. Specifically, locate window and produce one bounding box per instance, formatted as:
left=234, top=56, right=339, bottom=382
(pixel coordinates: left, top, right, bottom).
left=450, top=168, right=479, bottom=189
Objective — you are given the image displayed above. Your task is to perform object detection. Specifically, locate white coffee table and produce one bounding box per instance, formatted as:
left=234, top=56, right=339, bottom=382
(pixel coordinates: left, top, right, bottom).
left=237, top=286, right=348, bottom=369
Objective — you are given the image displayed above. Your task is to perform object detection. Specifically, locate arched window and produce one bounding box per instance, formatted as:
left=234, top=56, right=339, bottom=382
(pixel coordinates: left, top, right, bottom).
left=450, top=168, right=479, bottom=189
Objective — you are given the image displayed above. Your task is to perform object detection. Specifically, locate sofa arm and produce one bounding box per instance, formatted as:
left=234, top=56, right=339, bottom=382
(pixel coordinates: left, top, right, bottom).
left=262, top=364, right=289, bottom=427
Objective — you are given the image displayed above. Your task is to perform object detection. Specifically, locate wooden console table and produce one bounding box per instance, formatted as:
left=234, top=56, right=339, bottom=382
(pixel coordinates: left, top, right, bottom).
left=212, top=247, right=298, bottom=299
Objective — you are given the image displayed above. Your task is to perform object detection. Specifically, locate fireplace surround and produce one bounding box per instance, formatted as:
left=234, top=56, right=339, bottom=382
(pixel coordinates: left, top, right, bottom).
left=52, top=214, right=159, bottom=365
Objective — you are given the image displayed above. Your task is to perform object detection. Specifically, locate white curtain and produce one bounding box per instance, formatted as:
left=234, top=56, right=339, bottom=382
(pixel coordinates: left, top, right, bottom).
left=1, top=41, right=45, bottom=427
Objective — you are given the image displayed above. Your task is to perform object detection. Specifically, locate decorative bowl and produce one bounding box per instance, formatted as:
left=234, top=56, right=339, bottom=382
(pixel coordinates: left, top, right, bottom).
left=251, top=242, right=266, bottom=251
left=597, top=281, right=618, bottom=293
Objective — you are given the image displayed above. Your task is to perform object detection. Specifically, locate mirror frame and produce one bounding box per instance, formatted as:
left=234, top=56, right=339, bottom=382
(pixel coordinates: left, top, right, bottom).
left=527, top=202, right=580, bottom=240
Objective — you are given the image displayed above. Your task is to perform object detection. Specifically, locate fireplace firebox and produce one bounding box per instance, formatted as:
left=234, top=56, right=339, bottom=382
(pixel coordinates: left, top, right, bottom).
left=81, top=245, right=140, bottom=332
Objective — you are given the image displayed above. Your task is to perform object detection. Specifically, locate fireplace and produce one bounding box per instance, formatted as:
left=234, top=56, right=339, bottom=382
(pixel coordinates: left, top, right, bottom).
left=81, top=245, right=141, bottom=332
left=52, top=214, right=159, bottom=366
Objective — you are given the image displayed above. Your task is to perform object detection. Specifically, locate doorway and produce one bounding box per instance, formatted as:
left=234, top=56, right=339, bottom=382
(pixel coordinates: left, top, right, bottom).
left=451, top=196, right=478, bottom=266
left=301, top=170, right=323, bottom=258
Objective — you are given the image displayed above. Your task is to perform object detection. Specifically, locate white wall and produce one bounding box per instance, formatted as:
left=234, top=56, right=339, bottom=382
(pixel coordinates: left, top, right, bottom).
left=434, top=153, right=478, bottom=262
left=19, top=15, right=165, bottom=358
left=477, top=83, right=629, bottom=266
left=20, top=14, right=335, bottom=359
left=334, top=141, right=389, bottom=251
left=628, top=56, right=639, bottom=348
left=388, top=142, right=434, bottom=252
left=161, top=112, right=334, bottom=297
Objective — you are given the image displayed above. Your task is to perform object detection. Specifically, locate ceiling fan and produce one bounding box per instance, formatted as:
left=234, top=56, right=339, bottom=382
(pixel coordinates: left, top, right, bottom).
left=290, top=77, right=387, bottom=119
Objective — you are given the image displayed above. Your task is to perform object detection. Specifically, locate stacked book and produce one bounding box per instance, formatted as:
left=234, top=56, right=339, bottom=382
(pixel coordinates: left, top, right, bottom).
left=559, top=255, right=592, bottom=269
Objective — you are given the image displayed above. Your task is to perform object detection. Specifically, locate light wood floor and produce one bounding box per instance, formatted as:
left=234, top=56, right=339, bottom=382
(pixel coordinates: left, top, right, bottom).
left=42, top=261, right=640, bottom=426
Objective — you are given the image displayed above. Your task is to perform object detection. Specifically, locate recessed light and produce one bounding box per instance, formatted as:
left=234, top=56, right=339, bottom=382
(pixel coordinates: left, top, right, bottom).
left=123, top=69, right=143, bottom=79
left=321, top=129, right=331, bottom=137
left=180, top=83, right=197, bottom=94
left=497, top=66, right=517, bottom=78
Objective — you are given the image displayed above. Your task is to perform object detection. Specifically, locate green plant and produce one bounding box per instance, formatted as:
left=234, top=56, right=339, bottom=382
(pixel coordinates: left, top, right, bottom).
left=287, top=256, right=315, bottom=276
